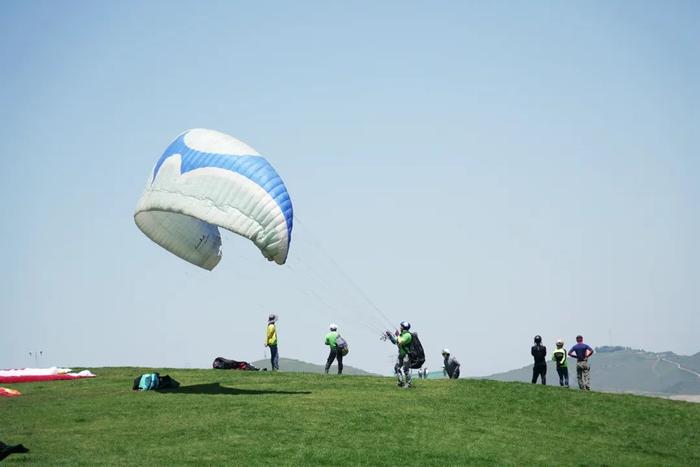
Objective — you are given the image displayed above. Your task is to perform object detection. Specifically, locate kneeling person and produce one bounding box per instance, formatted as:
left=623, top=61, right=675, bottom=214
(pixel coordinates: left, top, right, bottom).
left=442, top=349, right=460, bottom=379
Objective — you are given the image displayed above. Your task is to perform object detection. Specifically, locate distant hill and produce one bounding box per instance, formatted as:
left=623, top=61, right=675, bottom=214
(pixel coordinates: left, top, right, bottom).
left=251, top=357, right=378, bottom=376
left=486, top=347, right=700, bottom=396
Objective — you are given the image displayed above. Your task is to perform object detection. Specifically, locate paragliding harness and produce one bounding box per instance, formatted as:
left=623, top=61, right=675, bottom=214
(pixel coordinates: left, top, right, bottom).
left=407, top=332, right=425, bottom=369
left=336, top=336, right=349, bottom=356
left=212, top=357, right=260, bottom=371
left=382, top=330, right=425, bottom=369
left=132, top=372, right=180, bottom=391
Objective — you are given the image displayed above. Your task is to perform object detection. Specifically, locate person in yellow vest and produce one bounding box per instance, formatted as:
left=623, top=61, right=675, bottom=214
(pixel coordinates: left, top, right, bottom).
left=264, top=314, right=279, bottom=371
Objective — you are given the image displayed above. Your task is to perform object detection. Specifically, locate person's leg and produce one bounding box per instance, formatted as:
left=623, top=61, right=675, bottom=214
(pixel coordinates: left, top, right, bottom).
left=403, top=357, right=413, bottom=387
left=582, top=362, right=591, bottom=390
left=453, top=367, right=460, bottom=379
left=576, top=362, right=584, bottom=389
left=394, top=357, right=404, bottom=386
left=557, top=368, right=564, bottom=386
left=564, top=367, right=570, bottom=387
left=337, top=352, right=343, bottom=374
left=270, top=345, right=279, bottom=370
left=532, top=365, right=539, bottom=384
left=541, top=364, right=547, bottom=385
left=325, top=348, right=336, bottom=373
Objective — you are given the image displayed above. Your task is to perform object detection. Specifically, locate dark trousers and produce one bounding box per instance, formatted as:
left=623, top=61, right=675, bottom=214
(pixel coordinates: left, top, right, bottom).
left=325, top=347, right=343, bottom=374
left=269, top=345, right=279, bottom=370
left=532, top=362, right=547, bottom=384
left=556, top=367, right=569, bottom=387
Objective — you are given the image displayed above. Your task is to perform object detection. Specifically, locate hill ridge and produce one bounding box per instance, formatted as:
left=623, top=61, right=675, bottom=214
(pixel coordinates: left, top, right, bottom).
left=486, top=346, right=700, bottom=396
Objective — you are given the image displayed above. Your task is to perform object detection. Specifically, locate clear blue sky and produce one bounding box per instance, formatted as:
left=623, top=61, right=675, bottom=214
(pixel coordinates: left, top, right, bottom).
left=1, top=1, right=698, bottom=376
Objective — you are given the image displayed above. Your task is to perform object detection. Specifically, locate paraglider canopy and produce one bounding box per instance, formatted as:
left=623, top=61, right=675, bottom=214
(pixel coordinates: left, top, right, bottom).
left=134, top=129, right=293, bottom=270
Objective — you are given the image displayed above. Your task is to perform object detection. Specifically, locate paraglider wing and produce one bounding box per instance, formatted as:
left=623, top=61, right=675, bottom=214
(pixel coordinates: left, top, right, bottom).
left=134, top=129, right=293, bottom=269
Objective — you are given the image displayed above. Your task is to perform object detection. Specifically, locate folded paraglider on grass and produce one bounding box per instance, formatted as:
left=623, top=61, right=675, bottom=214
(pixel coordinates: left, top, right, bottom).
left=212, top=357, right=261, bottom=371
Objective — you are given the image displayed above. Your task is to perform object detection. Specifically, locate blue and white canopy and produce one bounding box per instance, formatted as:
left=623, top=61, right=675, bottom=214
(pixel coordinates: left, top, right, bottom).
left=134, top=129, right=293, bottom=270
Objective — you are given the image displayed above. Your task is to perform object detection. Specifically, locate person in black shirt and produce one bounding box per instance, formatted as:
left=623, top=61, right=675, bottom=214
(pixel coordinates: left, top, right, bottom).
left=531, top=335, right=547, bottom=385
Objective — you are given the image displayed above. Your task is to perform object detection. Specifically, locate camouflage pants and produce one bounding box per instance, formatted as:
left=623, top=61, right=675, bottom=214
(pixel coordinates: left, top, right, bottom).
left=395, top=354, right=412, bottom=386
left=576, top=360, right=591, bottom=390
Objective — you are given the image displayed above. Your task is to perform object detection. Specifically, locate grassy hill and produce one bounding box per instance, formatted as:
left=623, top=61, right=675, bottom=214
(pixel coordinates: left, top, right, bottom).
left=250, top=357, right=377, bottom=375
left=486, top=347, right=700, bottom=395
left=3, top=367, right=700, bottom=465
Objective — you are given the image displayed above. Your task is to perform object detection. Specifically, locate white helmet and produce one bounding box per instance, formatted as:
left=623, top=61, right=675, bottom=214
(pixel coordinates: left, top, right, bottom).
left=442, top=348, right=450, bottom=355
left=329, top=323, right=337, bottom=331
left=556, top=338, right=564, bottom=347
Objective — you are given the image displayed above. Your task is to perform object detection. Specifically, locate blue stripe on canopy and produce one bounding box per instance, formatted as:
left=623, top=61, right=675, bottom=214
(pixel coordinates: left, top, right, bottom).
left=152, top=134, right=293, bottom=240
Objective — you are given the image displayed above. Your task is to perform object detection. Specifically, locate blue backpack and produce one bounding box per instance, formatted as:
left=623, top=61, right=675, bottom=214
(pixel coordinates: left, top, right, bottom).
left=138, top=373, right=160, bottom=391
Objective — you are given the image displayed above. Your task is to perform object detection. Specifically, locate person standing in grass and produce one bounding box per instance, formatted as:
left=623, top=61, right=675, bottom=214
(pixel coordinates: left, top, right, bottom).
left=265, top=314, right=279, bottom=371
left=385, top=321, right=413, bottom=388
left=552, top=338, right=569, bottom=387
left=442, top=349, right=461, bottom=379
left=324, top=323, right=343, bottom=374
left=568, top=335, right=594, bottom=390
left=531, top=335, right=547, bottom=385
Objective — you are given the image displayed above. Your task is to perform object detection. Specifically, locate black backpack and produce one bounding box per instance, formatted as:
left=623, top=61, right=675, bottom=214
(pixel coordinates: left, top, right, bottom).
left=213, top=357, right=260, bottom=371
left=408, top=332, right=425, bottom=369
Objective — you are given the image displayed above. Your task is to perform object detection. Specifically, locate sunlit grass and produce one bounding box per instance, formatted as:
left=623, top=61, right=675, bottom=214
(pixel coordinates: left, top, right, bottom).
left=3, top=367, right=700, bottom=465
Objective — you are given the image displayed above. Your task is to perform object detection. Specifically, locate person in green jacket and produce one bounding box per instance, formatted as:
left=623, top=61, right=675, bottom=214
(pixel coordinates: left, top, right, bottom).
left=552, top=338, right=569, bottom=387
left=324, top=323, right=343, bottom=374
left=385, top=321, right=413, bottom=388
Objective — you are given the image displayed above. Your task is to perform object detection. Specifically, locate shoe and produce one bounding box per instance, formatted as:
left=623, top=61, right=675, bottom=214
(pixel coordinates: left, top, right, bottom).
left=397, top=381, right=404, bottom=387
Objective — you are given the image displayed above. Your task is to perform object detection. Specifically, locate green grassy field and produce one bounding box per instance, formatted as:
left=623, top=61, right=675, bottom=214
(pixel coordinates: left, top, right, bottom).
left=2, top=368, right=700, bottom=465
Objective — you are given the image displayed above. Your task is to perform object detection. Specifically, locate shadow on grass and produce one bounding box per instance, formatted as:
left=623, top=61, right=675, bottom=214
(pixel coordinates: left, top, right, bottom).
left=157, top=382, right=311, bottom=396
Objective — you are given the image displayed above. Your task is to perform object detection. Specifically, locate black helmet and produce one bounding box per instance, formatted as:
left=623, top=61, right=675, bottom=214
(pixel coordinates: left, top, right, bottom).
left=400, top=321, right=411, bottom=331
left=534, top=335, right=542, bottom=344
